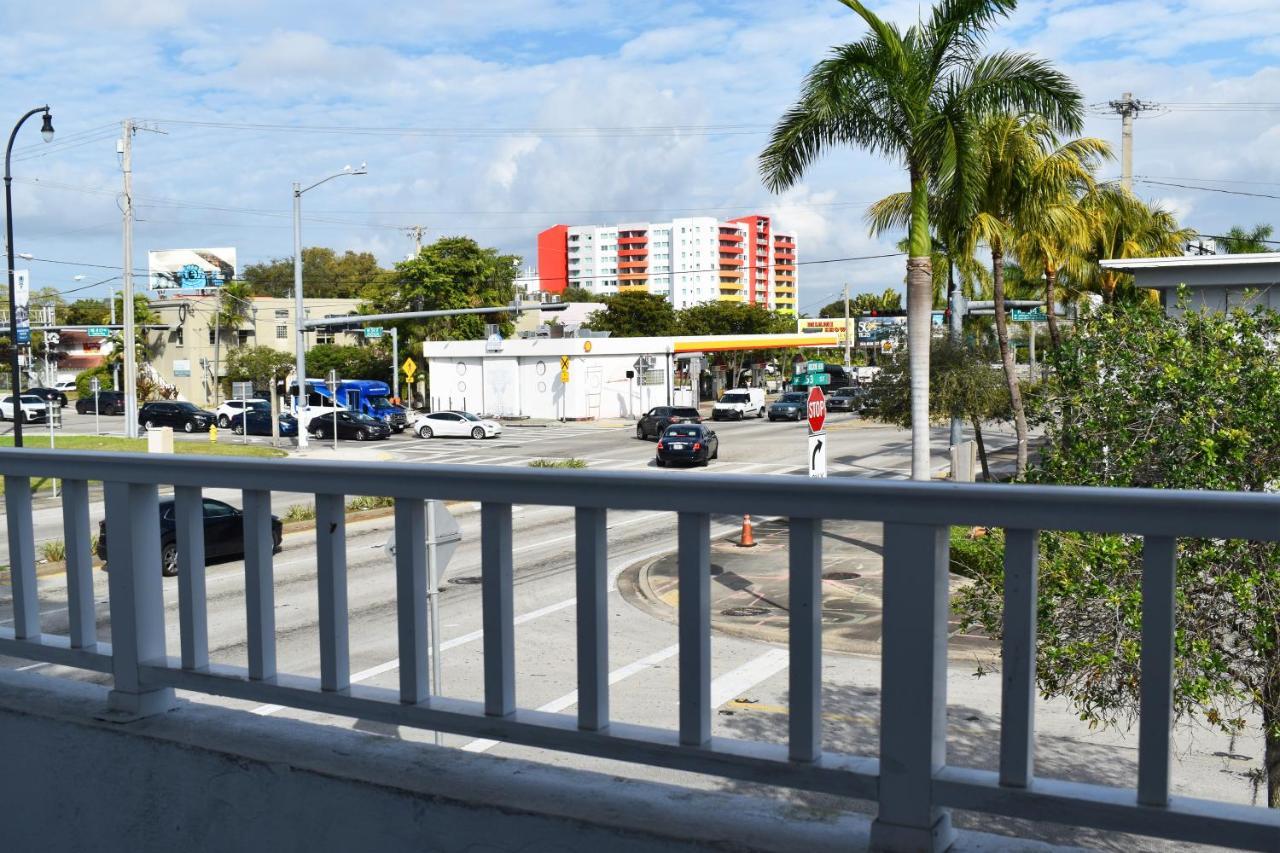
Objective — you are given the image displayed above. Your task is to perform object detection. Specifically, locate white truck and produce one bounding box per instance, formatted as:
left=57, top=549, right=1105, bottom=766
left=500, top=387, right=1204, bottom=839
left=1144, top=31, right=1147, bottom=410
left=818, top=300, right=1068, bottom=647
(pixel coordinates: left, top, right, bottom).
left=711, top=388, right=766, bottom=420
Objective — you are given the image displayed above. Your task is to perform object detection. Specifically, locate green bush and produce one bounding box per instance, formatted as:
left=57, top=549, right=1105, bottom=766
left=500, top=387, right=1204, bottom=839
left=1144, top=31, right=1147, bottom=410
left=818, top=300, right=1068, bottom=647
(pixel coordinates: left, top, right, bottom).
left=39, top=539, right=67, bottom=562
left=346, top=495, right=394, bottom=512
left=283, top=504, right=316, bottom=522
left=75, top=364, right=114, bottom=398
left=528, top=458, right=587, bottom=469
left=949, top=526, right=1003, bottom=580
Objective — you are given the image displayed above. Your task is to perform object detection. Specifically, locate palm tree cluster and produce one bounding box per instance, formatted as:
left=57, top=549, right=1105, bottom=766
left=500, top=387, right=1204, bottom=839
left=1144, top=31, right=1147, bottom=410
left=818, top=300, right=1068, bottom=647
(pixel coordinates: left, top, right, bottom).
left=760, top=0, right=1194, bottom=479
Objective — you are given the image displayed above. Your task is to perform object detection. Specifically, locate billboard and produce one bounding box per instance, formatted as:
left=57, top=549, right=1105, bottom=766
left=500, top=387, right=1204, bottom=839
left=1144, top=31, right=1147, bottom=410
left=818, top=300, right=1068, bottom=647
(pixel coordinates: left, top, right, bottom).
left=14, top=269, right=30, bottom=344
left=148, top=247, right=236, bottom=290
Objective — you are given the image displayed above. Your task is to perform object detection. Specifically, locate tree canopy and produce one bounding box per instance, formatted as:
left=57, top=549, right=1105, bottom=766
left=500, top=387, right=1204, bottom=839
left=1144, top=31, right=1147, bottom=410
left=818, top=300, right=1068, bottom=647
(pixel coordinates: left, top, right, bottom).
left=818, top=288, right=902, bottom=318
left=242, top=248, right=388, bottom=299
left=1218, top=224, right=1275, bottom=254
left=304, top=343, right=394, bottom=384
left=583, top=291, right=678, bottom=338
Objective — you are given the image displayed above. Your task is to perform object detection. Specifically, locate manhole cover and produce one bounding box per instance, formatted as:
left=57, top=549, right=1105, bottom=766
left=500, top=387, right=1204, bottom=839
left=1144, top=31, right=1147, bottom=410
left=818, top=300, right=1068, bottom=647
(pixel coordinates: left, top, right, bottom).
left=721, top=606, right=770, bottom=617
left=822, top=571, right=861, bottom=581
left=449, top=576, right=483, bottom=585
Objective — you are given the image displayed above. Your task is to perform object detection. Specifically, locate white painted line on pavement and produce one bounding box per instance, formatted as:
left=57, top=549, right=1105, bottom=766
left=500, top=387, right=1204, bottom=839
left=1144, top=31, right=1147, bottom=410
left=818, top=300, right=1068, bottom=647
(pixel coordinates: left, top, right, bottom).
left=709, top=648, right=790, bottom=709
left=461, top=642, right=681, bottom=753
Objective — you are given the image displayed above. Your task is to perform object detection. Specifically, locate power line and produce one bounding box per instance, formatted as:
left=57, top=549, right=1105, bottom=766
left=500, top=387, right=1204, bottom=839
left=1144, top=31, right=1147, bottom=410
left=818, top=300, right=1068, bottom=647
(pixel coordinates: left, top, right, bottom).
left=1134, top=178, right=1280, bottom=201
left=139, top=117, right=772, bottom=139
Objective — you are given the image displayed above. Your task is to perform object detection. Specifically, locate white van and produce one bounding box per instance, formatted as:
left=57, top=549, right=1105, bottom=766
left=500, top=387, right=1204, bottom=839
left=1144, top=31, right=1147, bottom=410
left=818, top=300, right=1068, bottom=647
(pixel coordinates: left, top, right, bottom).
left=712, top=388, right=766, bottom=420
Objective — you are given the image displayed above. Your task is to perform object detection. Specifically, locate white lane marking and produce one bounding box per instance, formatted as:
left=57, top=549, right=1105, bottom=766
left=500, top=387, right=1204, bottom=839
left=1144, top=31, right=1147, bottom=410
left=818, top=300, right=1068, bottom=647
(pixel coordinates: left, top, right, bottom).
left=709, top=648, right=790, bottom=709
left=461, top=642, right=681, bottom=753
left=15, top=661, right=49, bottom=672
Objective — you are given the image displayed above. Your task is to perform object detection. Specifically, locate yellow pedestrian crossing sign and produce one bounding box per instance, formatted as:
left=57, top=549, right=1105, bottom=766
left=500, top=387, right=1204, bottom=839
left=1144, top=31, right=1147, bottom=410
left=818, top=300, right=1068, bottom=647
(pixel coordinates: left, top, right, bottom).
left=401, top=356, right=417, bottom=380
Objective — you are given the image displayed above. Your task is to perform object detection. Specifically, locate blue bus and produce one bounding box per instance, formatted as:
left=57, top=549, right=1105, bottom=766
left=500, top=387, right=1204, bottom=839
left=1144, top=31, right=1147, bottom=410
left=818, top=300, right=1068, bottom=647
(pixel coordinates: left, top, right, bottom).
left=289, top=378, right=408, bottom=433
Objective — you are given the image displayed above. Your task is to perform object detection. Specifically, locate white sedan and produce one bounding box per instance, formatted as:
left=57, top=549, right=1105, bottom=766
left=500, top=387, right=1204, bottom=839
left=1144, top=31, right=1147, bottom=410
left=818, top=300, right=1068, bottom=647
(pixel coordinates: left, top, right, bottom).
left=412, top=410, right=502, bottom=440
left=0, top=395, right=50, bottom=422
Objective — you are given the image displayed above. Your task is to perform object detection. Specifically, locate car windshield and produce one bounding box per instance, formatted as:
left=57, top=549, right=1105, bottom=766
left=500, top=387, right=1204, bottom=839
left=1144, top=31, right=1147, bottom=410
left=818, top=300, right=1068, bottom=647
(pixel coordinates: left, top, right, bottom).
left=720, top=394, right=748, bottom=403
left=367, top=395, right=393, bottom=408
left=19, top=396, right=45, bottom=404
left=780, top=393, right=807, bottom=403
left=248, top=401, right=270, bottom=411
left=666, top=426, right=701, bottom=438
left=352, top=413, right=381, bottom=424
left=671, top=408, right=700, bottom=418
left=456, top=412, right=481, bottom=421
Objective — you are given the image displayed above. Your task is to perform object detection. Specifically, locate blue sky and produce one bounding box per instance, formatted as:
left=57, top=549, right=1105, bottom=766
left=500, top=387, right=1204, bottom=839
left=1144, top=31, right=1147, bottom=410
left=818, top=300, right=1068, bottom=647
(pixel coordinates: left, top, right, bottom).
left=2, top=0, right=1278, bottom=314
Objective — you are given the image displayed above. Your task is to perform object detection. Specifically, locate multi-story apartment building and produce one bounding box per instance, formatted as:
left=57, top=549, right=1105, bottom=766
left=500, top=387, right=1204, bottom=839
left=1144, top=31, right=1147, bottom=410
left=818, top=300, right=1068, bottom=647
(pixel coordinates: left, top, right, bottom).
left=537, top=214, right=797, bottom=313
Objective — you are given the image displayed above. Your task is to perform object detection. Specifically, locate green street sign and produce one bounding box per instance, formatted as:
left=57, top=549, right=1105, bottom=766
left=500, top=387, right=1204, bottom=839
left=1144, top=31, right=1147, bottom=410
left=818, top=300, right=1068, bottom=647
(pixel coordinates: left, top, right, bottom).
left=364, top=326, right=384, bottom=339
left=1011, top=309, right=1048, bottom=322
left=806, top=372, right=831, bottom=386
left=87, top=326, right=110, bottom=338
left=806, top=360, right=825, bottom=373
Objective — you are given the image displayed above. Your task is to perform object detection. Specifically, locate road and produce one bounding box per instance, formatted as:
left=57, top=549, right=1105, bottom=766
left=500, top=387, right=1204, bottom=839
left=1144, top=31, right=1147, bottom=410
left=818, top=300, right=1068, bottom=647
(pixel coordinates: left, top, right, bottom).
left=0, top=411, right=1263, bottom=850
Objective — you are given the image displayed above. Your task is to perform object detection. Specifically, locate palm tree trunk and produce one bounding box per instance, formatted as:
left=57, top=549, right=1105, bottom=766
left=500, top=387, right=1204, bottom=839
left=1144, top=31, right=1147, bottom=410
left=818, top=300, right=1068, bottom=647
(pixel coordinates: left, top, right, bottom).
left=971, top=415, right=991, bottom=481
left=907, top=171, right=933, bottom=481
left=1044, top=263, right=1062, bottom=349
left=992, top=241, right=1029, bottom=477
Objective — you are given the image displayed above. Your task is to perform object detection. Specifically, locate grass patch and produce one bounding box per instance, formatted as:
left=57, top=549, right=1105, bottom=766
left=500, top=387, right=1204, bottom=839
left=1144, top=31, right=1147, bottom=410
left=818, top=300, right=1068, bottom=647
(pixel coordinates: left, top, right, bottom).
left=345, top=495, right=394, bottom=512
left=284, top=504, right=316, bottom=522
left=39, top=539, right=66, bottom=562
left=528, top=458, right=588, bottom=469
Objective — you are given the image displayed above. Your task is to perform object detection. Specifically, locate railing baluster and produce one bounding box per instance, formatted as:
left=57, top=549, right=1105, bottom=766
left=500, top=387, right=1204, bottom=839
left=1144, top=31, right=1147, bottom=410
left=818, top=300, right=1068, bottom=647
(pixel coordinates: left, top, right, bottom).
left=999, top=528, right=1039, bottom=788
left=677, top=512, right=710, bottom=747
left=61, top=479, right=95, bottom=649
left=481, top=502, right=514, bottom=716
left=1138, top=535, right=1177, bottom=807
left=4, top=475, right=39, bottom=639
left=174, top=486, right=208, bottom=670
left=575, top=507, right=608, bottom=731
left=316, top=494, right=350, bottom=692
left=242, top=489, right=276, bottom=681
left=103, top=481, right=174, bottom=716
left=788, top=517, right=822, bottom=762
left=871, top=522, right=956, bottom=850
left=394, top=498, right=428, bottom=704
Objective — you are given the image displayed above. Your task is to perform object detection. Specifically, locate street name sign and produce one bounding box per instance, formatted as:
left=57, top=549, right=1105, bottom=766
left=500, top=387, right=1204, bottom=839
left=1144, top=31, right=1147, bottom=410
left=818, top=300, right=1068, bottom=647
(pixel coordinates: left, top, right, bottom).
left=364, top=326, right=383, bottom=339
left=806, top=360, right=825, bottom=373
left=805, top=372, right=831, bottom=386
left=87, top=326, right=110, bottom=338
left=1011, top=309, right=1048, bottom=322
left=806, top=386, right=826, bottom=434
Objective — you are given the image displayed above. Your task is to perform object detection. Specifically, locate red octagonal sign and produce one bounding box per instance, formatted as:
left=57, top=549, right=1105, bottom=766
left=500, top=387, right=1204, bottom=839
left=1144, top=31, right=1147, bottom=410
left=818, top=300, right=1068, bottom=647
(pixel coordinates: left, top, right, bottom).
left=807, top=386, right=827, bottom=434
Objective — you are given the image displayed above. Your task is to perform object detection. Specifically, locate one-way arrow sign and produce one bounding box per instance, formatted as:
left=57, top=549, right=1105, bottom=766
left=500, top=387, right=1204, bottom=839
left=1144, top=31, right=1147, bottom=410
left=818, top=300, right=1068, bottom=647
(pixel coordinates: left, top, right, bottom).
left=808, top=431, right=827, bottom=478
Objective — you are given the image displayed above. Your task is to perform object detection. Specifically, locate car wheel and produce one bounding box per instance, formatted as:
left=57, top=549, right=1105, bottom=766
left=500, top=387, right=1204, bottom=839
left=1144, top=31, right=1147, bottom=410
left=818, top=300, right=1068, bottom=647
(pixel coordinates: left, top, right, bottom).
left=184, top=421, right=195, bottom=433
left=418, top=425, right=433, bottom=439
left=160, top=541, right=179, bottom=577
left=712, top=446, right=719, bottom=460
left=232, top=423, right=243, bottom=435
left=636, top=425, right=645, bottom=440
left=656, top=458, right=667, bottom=468
left=355, top=429, right=367, bottom=441
left=471, top=426, right=485, bottom=440
left=145, top=419, right=157, bottom=430
left=105, top=406, right=117, bottom=416
left=218, top=415, right=230, bottom=428
left=757, top=408, right=764, bottom=418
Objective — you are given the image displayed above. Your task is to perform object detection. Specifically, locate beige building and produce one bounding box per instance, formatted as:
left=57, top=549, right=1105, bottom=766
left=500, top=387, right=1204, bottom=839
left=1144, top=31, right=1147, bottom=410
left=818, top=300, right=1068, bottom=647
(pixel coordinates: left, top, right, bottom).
left=144, top=295, right=365, bottom=405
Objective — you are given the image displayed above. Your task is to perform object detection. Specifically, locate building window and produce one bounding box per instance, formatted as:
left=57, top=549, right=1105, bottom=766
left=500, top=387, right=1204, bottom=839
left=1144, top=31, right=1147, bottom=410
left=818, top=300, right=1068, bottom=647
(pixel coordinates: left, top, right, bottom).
left=274, top=309, right=289, bottom=319
left=208, top=328, right=215, bottom=345
left=237, top=330, right=252, bottom=346
left=276, top=325, right=288, bottom=339
left=316, top=330, right=335, bottom=345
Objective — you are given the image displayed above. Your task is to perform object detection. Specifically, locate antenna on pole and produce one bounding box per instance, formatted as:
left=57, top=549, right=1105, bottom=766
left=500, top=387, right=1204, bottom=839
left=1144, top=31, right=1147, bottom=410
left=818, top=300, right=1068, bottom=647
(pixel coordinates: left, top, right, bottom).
left=1107, top=92, right=1156, bottom=191
left=405, top=225, right=427, bottom=258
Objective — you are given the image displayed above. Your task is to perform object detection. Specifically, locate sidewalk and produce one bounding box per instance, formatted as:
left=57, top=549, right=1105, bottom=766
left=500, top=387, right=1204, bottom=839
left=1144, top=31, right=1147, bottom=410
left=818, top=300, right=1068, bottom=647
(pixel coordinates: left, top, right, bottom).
left=618, top=516, right=993, bottom=661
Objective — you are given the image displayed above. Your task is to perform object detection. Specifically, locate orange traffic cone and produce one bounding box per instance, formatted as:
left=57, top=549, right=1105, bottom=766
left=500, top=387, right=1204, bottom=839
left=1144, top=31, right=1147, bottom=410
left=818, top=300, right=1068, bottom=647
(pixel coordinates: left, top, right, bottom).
left=737, top=514, right=756, bottom=548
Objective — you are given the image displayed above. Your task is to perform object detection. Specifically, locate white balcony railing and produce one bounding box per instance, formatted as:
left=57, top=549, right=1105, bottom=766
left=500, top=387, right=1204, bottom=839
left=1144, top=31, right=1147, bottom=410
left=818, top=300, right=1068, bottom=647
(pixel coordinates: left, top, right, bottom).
left=0, top=449, right=1276, bottom=851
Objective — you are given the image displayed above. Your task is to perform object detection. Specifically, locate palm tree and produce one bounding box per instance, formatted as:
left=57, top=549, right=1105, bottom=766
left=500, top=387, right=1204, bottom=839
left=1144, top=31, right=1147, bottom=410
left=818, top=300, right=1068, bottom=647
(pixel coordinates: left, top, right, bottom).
left=1218, top=223, right=1274, bottom=254
left=759, top=0, right=1082, bottom=480
left=1069, top=186, right=1196, bottom=305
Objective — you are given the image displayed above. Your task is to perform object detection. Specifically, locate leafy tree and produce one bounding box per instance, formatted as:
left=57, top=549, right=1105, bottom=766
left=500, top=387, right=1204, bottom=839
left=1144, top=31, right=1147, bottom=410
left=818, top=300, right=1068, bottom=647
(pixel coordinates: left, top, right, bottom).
left=864, top=336, right=1010, bottom=479
left=304, top=344, right=393, bottom=383
left=74, top=364, right=114, bottom=397
left=63, top=298, right=111, bottom=326
left=1218, top=224, right=1275, bottom=254
left=560, top=285, right=596, bottom=303
left=362, top=236, right=519, bottom=343
left=818, top=288, right=902, bottom=318
left=225, top=346, right=296, bottom=442
left=956, top=299, right=1280, bottom=806
left=583, top=291, right=678, bottom=337
left=242, top=248, right=388, bottom=299
left=678, top=301, right=794, bottom=382
left=761, top=0, right=1083, bottom=480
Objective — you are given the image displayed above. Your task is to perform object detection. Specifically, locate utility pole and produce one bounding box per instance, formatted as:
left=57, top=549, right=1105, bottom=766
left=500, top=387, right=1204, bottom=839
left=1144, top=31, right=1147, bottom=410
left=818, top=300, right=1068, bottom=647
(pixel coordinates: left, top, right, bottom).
left=108, top=284, right=120, bottom=392
left=120, top=119, right=139, bottom=438
left=1108, top=92, right=1153, bottom=191
left=842, top=283, right=852, bottom=369
left=406, top=225, right=427, bottom=258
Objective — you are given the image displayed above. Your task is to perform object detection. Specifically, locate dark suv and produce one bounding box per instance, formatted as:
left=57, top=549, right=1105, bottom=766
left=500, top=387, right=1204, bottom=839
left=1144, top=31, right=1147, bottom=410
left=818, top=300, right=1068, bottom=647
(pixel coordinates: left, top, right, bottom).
left=139, top=401, right=216, bottom=433
left=75, top=390, right=126, bottom=415
left=635, top=406, right=702, bottom=440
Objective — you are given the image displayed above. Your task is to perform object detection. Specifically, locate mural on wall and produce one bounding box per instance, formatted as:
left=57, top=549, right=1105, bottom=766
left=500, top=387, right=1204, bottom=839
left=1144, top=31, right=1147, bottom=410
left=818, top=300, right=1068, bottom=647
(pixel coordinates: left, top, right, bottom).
left=148, top=248, right=237, bottom=290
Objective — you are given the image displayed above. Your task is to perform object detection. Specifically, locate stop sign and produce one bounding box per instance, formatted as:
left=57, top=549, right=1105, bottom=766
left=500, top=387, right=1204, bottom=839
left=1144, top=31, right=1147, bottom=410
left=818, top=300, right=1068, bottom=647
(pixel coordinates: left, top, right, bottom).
left=806, top=386, right=826, bottom=434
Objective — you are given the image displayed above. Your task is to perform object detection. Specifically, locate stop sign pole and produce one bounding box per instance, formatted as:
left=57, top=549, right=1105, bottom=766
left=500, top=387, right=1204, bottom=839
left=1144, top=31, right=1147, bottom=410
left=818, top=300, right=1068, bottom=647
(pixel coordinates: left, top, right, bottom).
left=807, top=386, right=827, bottom=478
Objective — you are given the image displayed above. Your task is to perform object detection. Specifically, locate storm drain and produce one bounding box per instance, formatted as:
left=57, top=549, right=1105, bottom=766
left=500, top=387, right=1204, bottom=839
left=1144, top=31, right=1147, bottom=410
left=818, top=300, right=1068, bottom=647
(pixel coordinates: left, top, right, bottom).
left=721, top=606, right=770, bottom=617
left=822, top=571, right=861, bottom=581
left=449, top=576, right=483, bottom=585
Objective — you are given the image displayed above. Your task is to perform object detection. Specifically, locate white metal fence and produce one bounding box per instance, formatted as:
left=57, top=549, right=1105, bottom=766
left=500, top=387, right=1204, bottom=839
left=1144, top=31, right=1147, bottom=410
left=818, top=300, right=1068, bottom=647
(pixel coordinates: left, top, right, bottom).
left=0, top=449, right=1276, bottom=851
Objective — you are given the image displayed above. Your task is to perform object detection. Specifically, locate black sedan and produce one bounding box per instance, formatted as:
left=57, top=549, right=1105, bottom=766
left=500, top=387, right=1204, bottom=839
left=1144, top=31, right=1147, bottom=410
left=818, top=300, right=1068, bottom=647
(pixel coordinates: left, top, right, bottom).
left=636, top=406, right=702, bottom=440
left=309, top=410, right=392, bottom=441
left=656, top=424, right=719, bottom=467
left=229, top=409, right=299, bottom=437
left=139, top=400, right=217, bottom=433
left=24, top=386, right=67, bottom=408
left=96, top=497, right=283, bottom=577
left=76, top=390, right=126, bottom=415
left=768, top=391, right=809, bottom=421
left=827, top=386, right=868, bottom=413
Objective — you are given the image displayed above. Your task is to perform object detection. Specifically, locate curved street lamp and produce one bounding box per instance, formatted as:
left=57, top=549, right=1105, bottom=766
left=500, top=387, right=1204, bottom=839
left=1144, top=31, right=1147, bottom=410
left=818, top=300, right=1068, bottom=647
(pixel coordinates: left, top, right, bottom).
left=292, top=163, right=366, bottom=448
left=5, top=106, right=54, bottom=447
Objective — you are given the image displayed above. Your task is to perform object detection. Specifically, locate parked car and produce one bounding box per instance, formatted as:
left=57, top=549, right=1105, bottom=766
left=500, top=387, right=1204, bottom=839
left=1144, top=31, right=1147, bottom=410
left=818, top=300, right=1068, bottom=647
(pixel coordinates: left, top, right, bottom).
left=24, top=386, right=67, bottom=408
left=97, top=497, right=283, bottom=577
left=636, top=406, right=702, bottom=440
left=656, top=423, right=719, bottom=467
left=215, top=398, right=269, bottom=428
left=412, top=410, right=502, bottom=439
left=228, top=409, right=298, bottom=437
left=75, top=390, right=126, bottom=415
left=309, top=409, right=392, bottom=441
left=139, top=401, right=216, bottom=433
left=827, top=386, right=868, bottom=413
left=0, top=394, right=50, bottom=422
left=711, top=388, right=766, bottom=421
left=768, top=391, right=809, bottom=422
left=54, top=380, right=77, bottom=394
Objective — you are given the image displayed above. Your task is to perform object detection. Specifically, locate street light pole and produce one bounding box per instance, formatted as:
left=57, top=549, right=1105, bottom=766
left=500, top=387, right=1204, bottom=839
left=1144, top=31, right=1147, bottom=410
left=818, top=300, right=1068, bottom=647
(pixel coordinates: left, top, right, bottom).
left=5, top=105, right=54, bottom=447
left=293, top=164, right=366, bottom=448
